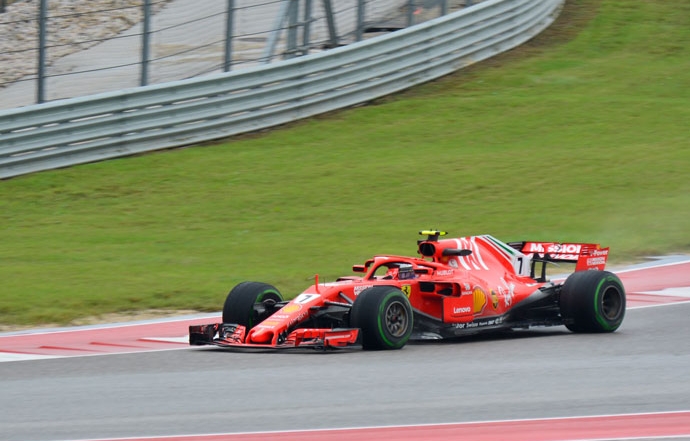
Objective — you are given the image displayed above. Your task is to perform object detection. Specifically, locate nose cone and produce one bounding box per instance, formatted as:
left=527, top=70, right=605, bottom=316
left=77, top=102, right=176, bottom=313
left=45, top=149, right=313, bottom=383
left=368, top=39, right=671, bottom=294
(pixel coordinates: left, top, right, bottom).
left=247, top=327, right=274, bottom=344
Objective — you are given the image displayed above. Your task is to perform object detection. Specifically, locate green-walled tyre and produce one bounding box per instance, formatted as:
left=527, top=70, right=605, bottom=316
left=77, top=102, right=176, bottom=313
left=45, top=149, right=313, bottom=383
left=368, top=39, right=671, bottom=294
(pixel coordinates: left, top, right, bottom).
left=350, top=286, right=413, bottom=350
left=560, top=270, right=626, bottom=333
left=222, top=282, right=283, bottom=330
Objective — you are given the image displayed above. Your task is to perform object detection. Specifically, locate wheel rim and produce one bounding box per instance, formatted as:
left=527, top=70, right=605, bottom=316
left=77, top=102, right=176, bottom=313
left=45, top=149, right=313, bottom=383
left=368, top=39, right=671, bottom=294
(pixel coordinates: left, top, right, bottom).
left=601, top=286, right=623, bottom=320
left=385, top=301, right=409, bottom=337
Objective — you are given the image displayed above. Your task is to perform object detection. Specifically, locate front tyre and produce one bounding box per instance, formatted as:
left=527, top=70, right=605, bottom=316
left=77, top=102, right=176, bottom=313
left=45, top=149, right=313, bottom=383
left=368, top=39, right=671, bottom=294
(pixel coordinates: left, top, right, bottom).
left=350, top=286, right=413, bottom=350
left=560, top=270, right=626, bottom=333
left=222, top=282, right=283, bottom=330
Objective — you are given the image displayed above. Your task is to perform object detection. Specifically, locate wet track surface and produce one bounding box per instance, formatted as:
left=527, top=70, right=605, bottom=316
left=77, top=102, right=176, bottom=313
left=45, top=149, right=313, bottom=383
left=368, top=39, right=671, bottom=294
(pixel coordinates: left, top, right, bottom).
left=1, top=301, right=689, bottom=441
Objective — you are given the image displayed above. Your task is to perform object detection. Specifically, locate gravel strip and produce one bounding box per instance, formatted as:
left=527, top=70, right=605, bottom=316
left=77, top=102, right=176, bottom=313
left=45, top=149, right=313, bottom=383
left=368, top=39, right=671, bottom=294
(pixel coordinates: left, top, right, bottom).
left=0, top=0, right=170, bottom=88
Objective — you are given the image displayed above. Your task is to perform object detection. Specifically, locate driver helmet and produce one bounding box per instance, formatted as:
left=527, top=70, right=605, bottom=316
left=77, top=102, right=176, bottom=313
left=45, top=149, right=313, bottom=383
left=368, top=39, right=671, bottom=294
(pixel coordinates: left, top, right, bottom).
left=398, top=263, right=415, bottom=280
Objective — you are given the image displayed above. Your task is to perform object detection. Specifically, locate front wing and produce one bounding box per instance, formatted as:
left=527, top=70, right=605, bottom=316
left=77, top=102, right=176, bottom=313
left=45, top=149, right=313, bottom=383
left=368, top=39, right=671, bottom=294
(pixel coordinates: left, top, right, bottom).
left=189, top=323, right=360, bottom=350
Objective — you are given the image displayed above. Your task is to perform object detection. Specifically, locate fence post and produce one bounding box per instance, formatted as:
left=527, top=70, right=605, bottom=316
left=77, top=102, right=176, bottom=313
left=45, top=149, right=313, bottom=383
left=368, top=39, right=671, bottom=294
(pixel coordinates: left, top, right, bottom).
left=224, top=0, right=234, bottom=72
left=407, top=0, right=415, bottom=27
left=264, top=0, right=288, bottom=63
left=302, top=0, right=312, bottom=55
left=356, top=0, right=364, bottom=42
left=321, top=0, right=338, bottom=48
left=37, top=0, right=47, bottom=104
left=141, top=0, right=151, bottom=86
left=285, top=0, right=299, bottom=59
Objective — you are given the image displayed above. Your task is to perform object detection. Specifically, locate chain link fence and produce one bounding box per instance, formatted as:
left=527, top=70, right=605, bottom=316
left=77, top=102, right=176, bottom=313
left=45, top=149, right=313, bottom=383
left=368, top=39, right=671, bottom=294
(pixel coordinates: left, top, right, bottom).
left=0, top=0, right=478, bottom=109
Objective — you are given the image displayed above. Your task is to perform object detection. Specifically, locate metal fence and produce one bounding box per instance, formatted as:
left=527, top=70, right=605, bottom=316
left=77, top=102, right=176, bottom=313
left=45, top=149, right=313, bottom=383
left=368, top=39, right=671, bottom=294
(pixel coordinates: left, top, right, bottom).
left=0, top=0, right=478, bottom=109
left=0, top=0, right=564, bottom=179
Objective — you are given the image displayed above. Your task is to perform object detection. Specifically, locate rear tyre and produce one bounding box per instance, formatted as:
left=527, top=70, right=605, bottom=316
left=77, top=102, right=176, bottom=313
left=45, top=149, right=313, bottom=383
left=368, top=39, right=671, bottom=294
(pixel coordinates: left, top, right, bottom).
left=350, top=286, right=413, bottom=350
left=222, top=282, right=283, bottom=330
left=560, top=270, right=626, bottom=333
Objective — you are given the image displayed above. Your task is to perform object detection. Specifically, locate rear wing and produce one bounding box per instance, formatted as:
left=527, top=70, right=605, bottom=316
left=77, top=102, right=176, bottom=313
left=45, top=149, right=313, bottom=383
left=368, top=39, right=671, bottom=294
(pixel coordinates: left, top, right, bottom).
left=508, top=241, right=610, bottom=280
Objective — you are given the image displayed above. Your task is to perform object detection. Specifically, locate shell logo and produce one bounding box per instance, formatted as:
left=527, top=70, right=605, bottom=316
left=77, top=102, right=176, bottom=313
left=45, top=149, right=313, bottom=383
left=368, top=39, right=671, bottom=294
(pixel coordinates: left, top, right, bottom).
left=281, top=304, right=302, bottom=314
left=473, top=287, right=486, bottom=313
left=490, top=290, right=499, bottom=310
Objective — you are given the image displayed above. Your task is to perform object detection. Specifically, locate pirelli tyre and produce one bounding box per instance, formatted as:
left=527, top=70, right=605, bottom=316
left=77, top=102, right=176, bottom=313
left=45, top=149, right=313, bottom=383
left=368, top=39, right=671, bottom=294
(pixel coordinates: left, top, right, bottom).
left=560, top=270, right=626, bottom=333
left=350, top=286, right=413, bottom=350
left=222, top=282, right=283, bottom=330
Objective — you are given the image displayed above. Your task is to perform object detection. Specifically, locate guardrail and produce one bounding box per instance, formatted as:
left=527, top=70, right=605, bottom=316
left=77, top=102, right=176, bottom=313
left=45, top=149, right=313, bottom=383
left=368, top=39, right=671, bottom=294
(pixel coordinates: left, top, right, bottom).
left=0, top=0, right=564, bottom=179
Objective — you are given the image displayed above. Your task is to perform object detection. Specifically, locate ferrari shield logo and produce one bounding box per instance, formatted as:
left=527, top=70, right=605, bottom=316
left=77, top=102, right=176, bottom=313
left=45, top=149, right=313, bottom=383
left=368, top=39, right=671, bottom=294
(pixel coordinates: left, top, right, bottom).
left=473, top=286, right=487, bottom=313
left=401, top=285, right=411, bottom=298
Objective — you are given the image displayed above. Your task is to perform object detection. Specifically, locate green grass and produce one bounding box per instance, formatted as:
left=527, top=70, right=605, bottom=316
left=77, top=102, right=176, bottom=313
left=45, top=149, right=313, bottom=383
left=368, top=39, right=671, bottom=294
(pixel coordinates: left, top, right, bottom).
left=1, top=0, right=689, bottom=327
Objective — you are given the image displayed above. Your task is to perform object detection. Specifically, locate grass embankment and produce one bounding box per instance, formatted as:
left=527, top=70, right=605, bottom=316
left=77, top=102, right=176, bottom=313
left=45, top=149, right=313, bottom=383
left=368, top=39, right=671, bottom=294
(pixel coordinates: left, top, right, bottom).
left=1, top=0, right=688, bottom=327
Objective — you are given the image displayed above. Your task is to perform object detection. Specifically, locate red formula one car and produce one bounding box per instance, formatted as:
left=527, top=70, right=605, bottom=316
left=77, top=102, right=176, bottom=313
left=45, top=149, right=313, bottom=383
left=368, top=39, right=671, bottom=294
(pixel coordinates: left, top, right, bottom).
left=190, top=231, right=626, bottom=350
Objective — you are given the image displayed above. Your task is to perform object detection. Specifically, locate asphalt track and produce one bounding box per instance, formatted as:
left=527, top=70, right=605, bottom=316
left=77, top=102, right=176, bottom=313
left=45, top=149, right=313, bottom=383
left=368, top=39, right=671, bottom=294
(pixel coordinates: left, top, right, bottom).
left=1, top=260, right=689, bottom=441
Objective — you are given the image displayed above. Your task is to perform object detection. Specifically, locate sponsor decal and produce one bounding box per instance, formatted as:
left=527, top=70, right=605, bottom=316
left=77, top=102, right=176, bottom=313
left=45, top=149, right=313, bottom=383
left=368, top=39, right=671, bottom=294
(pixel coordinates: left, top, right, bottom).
left=453, top=306, right=472, bottom=314
left=490, top=290, right=499, bottom=310
left=473, top=286, right=487, bottom=314
left=257, top=320, right=279, bottom=328
left=576, top=247, right=609, bottom=271
left=549, top=254, right=580, bottom=260
left=524, top=243, right=543, bottom=253
left=288, top=311, right=308, bottom=327
left=525, top=243, right=583, bottom=254
left=401, top=285, right=412, bottom=298
left=554, top=244, right=582, bottom=254
left=498, top=277, right=515, bottom=308
left=453, top=316, right=504, bottom=329
left=437, top=269, right=454, bottom=276
left=454, top=237, right=489, bottom=270
left=524, top=243, right=586, bottom=261
left=293, top=293, right=320, bottom=304
left=590, top=248, right=609, bottom=257
left=587, top=257, right=607, bottom=266
left=448, top=259, right=459, bottom=268
left=281, top=304, right=302, bottom=314
left=354, top=285, right=374, bottom=295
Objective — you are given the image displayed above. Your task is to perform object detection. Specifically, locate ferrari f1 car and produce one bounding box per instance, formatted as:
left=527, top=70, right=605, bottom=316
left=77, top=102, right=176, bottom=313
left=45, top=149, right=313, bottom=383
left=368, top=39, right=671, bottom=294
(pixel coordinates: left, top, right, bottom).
left=189, top=231, right=626, bottom=350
